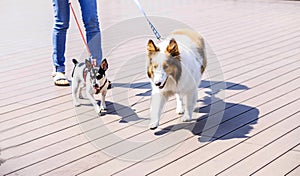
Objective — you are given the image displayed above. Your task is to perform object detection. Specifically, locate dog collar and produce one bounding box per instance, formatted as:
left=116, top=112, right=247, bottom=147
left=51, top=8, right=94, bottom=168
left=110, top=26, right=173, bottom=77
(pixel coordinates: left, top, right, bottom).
left=95, top=78, right=108, bottom=94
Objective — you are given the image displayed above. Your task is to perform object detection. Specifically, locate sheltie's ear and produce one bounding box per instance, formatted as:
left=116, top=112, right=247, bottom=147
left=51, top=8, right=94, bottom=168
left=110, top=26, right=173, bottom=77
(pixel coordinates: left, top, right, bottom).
left=166, top=38, right=180, bottom=57
left=147, top=39, right=160, bottom=53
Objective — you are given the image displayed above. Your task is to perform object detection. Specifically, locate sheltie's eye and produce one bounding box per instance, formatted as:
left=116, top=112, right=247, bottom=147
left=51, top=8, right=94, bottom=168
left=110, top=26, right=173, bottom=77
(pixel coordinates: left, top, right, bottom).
left=163, top=64, right=168, bottom=70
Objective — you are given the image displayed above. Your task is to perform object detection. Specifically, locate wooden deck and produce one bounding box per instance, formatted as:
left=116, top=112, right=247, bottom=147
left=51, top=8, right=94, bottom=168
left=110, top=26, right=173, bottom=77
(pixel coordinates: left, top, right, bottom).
left=1, top=0, right=300, bottom=175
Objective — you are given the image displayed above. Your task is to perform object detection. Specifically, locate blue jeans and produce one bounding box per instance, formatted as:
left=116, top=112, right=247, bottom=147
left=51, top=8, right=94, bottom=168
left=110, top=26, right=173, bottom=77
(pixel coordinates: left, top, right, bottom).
left=52, top=0, right=102, bottom=73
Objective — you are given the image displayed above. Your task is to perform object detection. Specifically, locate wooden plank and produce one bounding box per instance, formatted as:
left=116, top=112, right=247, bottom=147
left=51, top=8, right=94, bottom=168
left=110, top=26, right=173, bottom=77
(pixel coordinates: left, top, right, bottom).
left=0, top=85, right=68, bottom=108
left=0, top=108, right=69, bottom=140
left=0, top=95, right=72, bottom=123
left=285, top=165, right=300, bottom=176
left=0, top=116, right=92, bottom=175
left=252, top=150, right=300, bottom=176
left=216, top=128, right=299, bottom=176
left=1, top=109, right=77, bottom=148
left=181, top=105, right=300, bottom=176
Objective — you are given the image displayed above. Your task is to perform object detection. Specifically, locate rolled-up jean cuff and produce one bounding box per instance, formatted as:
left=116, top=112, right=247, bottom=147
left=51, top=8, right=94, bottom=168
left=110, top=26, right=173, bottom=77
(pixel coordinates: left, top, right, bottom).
left=55, top=66, right=65, bottom=73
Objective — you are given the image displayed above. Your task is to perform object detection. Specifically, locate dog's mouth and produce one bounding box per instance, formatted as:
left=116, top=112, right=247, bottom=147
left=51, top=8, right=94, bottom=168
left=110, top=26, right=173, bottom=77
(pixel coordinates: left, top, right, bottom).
left=156, top=76, right=168, bottom=89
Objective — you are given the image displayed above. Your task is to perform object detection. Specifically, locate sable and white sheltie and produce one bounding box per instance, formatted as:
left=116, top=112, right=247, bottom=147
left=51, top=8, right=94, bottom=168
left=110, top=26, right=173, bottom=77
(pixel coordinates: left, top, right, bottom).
left=147, top=29, right=207, bottom=130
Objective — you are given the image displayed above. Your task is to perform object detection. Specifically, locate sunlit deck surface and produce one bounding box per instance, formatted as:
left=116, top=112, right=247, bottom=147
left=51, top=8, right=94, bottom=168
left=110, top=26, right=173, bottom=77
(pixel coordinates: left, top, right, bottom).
left=0, top=0, right=300, bottom=175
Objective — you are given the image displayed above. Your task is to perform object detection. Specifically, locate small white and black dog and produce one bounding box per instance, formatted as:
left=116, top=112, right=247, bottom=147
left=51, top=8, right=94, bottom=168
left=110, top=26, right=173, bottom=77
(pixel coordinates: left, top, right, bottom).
left=72, top=58, right=109, bottom=116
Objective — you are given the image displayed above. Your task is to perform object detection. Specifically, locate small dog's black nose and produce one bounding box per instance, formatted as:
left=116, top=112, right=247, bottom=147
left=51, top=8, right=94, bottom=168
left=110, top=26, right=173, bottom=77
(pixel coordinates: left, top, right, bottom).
left=155, top=82, right=161, bottom=86
left=94, top=84, right=99, bottom=88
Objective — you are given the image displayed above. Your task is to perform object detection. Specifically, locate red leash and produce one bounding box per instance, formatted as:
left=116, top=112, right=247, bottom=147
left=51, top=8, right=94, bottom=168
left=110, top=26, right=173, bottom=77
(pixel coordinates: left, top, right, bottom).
left=69, top=2, right=92, bottom=57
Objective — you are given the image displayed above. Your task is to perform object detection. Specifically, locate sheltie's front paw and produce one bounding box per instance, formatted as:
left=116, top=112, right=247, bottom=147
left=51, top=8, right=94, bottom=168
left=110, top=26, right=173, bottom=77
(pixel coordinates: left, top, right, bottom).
left=176, top=106, right=184, bottom=114
left=181, top=114, right=192, bottom=122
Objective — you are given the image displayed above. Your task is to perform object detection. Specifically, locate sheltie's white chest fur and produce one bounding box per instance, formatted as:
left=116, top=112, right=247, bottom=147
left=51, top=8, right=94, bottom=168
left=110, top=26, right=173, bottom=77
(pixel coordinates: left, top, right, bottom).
left=146, top=29, right=207, bottom=130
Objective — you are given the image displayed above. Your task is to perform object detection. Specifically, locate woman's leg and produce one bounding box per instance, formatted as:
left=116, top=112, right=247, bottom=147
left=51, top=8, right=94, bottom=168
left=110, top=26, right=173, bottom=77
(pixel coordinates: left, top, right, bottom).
left=79, top=0, right=102, bottom=66
left=52, top=0, right=70, bottom=73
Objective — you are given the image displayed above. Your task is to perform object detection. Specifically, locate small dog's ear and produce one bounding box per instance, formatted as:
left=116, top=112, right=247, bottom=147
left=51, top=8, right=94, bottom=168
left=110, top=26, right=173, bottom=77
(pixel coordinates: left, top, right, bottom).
left=85, top=59, right=93, bottom=70
left=166, top=38, right=180, bottom=57
left=147, top=40, right=160, bottom=53
left=100, top=58, right=108, bottom=71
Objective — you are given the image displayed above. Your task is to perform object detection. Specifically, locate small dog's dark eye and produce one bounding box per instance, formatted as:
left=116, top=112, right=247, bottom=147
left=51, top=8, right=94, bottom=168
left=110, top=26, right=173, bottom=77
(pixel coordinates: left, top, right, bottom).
left=96, top=74, right=102, bottom=80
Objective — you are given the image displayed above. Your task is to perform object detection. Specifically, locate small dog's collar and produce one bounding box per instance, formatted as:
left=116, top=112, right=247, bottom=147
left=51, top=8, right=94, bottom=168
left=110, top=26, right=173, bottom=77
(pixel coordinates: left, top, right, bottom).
left=95, top=78, right=108, bottom=94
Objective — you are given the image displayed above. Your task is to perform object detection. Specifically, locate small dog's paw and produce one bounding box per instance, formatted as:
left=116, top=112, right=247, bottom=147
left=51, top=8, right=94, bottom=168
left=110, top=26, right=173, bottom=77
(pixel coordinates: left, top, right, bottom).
left=74, top=102, right=81, bottom=107
left=0, top=158, right=5, bottom=165
left=176, top=107, right=184, bottom=114
left=100, top=106, right=107, bottom=111
left=181, top=114, right=192, bottom=122
left=148, top=121, right=159, bottom=130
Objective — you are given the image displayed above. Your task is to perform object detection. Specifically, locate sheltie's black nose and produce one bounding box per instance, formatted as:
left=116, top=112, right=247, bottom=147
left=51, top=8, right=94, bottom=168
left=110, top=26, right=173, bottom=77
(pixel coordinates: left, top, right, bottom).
left=155, top=82, right=161, bottom=86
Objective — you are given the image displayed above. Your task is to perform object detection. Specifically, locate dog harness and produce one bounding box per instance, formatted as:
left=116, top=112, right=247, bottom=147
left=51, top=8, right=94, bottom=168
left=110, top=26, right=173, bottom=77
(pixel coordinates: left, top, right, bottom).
left=95, top=78, right=108, bottom=94
left=83, top=68, right=88, bottom=82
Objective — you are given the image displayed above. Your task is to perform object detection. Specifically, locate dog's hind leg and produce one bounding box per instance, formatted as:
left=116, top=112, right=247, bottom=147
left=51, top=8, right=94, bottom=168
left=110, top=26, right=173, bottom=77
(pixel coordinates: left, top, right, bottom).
left=175, top=93, right=184, bottom=114
left=182, top=90, right=197, bottom=122
left=149, top=93, right=167, bottom=130
left=79, top=87, right=84, bottom=99
left=72, top=80, right=81, bottom=107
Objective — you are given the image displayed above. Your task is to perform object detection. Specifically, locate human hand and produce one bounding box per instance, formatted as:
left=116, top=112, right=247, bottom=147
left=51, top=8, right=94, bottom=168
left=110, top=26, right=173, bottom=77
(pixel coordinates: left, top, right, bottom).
left=91, top=59, right=97, bottom=67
